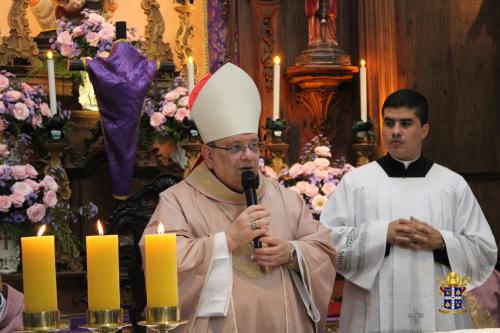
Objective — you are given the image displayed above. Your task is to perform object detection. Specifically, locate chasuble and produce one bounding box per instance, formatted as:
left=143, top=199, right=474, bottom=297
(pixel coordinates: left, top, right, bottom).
left=0, top=284, right=23, bottom=332
left=320, top=155, right=497, bottom=333
left=140, top=163, right=336, bottom=332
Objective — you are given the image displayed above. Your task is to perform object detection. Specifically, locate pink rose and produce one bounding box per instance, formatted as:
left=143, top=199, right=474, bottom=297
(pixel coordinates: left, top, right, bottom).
left=321, top=182, right=336, bottom=196
left=60, top=44, right=74, bottom=58
left=164, top=90, right=180, bottom=102
left=72, top=26, right=84, bottom=37
left=150, top=112, right=166, bottom=128
left=0, top=74, right=9, bottom=91
left=287, top=186, right=301, bottom=194
left=311, top=194, right=328, bottom=212
left=314, top=168, right=329, bottom=180
left=174, top=108, right=189, bottom=122
left=88, top=13, right=105, bottom=25
left=314, top=146, right=332, bottom=157
left=40, top=103, right=51, bottom=117
left=304, top=183, right=319, bottom=198
left=85, top=32, right=100, bottom=47
left=11, top=165, right=27, bottom=179
left=32, top=113, right=43, bottom=128
left=6, top=90, right=23, bottom=102
left=25, top=164, right=38, bottom=178
left=27, top=203, right=46, bottom=223
left=13, top=102, right=30, bottom=121
left=296, top=181, right=309, bottom=193
left=42, top=175, right=59, bottom=192
left=0, top=102, right=5, bottom=115
left=161, top=102, right=177, bottom=117
left=301, top=161, right=315, bottom=175
left=20, top=82, right=34, bottom=93
left=25, top=98, right=36, bottom=109
left=313, top=157, right=330, bottom=169
left=43, top=190, right=58, bottom=208
left=0, top=196, right=11, bottom=213
left=178, top=96, right=189, bottom=107
left=264, top=166, right=278, bottom=180
left=9, top=192, right=25, bottom=208
left=12, top=181, right=33, bottom=196
left=24, top=179, right=41, bottom=192
left=175, top=87, right=188, bottom=96
left=288, top=163, right=303, bottom=178
left=57, top=31, right=73, bottom=46
left=98, top=22, right=115, bottom=41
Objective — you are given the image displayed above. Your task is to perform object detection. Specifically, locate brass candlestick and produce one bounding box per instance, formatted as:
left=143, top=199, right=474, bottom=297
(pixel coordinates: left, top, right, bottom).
left=80, top=308, right=130, bottom=332
left=17, top=310, right=69, bottom=332
left=138, top=306, right=188, bottom=333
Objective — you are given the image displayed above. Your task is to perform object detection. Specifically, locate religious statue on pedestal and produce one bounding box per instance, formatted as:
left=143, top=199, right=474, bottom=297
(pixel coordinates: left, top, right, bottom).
left=305, top=0, right=337, bottom=46
left=295, top=0, right=350, bottom=65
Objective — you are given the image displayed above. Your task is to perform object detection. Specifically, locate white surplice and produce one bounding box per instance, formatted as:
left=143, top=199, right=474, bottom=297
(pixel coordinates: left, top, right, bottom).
left=320, top=160, right=497, bottom=333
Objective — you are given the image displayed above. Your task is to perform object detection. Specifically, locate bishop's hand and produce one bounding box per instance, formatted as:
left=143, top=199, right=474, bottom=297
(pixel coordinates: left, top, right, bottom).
left=225, top=205, right=269, bottom=252
left=253, top=235, right=290, bottom=268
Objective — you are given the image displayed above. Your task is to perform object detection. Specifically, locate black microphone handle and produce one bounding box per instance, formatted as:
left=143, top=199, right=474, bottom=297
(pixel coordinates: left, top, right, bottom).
left=244, top=189, right=262, bottom=248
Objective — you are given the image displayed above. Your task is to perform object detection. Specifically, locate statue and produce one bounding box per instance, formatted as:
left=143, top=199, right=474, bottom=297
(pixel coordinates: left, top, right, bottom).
left=29, top=0, right=118, bottom=29
left=305, top=0, right=337, bottom=46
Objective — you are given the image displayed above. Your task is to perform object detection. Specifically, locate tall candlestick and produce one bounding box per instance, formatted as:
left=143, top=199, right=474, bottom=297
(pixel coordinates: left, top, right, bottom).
left=47, top=51, right=57, bottom=116
left=145, top=223, right=178, bottom=308
left=21, top=225, right=58, bottom=312
left=273, top=56, right=281, bottom=120
left=86, top=220, right=120, bottom=310
left=360, top=59, right=368, bottom=122
left=187, top=56, right=195, bottom=94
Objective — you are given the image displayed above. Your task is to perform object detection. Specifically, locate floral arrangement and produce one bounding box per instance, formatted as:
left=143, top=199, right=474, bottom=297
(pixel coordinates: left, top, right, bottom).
left=0, top=160, right=98, bottom=271
left=261, top=135, right=354, bottom=217
left=51, top=9, right=143, bottom=59
left=139, top=76, right=197, bottom=152
left=0, top=71, right=72, bottom=160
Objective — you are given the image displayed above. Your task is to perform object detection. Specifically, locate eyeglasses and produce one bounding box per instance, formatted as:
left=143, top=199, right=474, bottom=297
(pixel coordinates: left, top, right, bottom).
left=208, top=142, right=261, bottom=155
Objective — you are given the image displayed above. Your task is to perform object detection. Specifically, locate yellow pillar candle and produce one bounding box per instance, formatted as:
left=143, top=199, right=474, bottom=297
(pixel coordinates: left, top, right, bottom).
left=86, top=221, right=120, bottom=310
left=21, top=225, right=58, bottom=312
left=145, top=223, right=178, bottom=307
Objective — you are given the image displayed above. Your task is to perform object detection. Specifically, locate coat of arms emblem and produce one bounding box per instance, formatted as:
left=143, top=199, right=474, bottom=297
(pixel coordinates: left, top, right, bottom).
left=438, top=272, right=471, bottom=314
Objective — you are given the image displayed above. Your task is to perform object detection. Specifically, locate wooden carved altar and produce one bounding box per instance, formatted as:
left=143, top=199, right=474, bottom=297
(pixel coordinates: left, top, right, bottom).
left=285, top=64, right=357, bottom=161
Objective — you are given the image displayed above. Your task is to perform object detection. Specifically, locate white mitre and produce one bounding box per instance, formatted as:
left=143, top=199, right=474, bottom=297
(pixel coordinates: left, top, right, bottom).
left=189, top=63, right=261, bottom=143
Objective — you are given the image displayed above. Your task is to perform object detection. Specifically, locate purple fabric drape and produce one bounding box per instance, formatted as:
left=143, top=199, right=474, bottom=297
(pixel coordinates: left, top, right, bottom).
left=207, top=0, right=229, bottom=72
left=86, top=42, right=157, bottom=198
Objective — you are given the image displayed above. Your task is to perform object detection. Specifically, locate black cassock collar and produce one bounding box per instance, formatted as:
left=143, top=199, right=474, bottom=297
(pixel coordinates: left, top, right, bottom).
left=377, top=154, right=434, bottom=178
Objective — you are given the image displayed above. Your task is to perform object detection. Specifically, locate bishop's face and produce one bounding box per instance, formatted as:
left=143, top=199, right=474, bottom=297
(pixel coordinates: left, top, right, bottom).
left=202, top=133, right=260, bottom=193
left=382, top=107, right=429, bottom=161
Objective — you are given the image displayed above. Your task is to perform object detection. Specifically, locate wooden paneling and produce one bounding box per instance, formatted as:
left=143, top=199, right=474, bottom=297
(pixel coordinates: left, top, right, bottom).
left=359, top=0, right=500, bottom=244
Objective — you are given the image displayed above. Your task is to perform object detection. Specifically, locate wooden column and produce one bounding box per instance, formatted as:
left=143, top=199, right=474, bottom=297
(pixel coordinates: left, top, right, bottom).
left=358, top=0, right=399, bottom=156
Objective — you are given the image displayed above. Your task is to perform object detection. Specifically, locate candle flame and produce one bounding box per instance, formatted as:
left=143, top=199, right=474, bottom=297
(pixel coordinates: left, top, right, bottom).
left=37, top=224, right=46, bottom=237
left=157, top=222, right=165, bottom=234
left=360, top=59, right=366, bottom=67
left=97, top=220, right=104, bottom=236
left=187, top=56, right=193, bottom=64
left=274, top=56, right=281, bottom=65
left=47, top=51, right=53, bottom=60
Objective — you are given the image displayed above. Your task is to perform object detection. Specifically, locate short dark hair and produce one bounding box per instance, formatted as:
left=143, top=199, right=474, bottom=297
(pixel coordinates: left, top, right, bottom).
left=382, top=89, right=429, bottom=125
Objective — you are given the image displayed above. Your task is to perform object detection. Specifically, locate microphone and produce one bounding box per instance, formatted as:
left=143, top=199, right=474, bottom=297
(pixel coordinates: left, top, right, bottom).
left=241, top=170, right=262, bottom=248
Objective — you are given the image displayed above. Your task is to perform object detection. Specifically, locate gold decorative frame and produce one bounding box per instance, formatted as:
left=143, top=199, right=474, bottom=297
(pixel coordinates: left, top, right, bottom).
left=0, top=0, right=39, bottom=65
left=141, top=0, right=174, bottom=62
